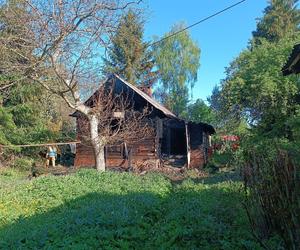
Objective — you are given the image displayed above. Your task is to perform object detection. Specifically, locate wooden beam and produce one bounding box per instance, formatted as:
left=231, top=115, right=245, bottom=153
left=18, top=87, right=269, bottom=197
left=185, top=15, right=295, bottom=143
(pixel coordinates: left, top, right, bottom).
left=0, top=141, right=81, bottom=148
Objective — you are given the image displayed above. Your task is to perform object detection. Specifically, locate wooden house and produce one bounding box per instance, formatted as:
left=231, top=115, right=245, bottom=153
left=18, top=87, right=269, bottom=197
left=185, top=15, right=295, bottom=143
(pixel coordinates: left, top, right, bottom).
left=72, top=74, right=215, bottom=169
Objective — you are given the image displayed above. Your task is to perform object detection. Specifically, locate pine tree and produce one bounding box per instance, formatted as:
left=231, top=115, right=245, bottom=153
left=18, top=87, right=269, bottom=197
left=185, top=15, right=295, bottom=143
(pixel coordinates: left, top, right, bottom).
left=102, top=10, right=156, bottom=86
left=253, top=0, right=300, bottom=43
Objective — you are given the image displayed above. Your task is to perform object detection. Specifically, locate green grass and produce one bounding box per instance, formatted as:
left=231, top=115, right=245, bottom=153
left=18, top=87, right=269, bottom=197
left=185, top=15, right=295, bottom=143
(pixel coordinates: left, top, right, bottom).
left=0, top=168, right=29, bottom=190
left=0, top=169, right=265, bottom=249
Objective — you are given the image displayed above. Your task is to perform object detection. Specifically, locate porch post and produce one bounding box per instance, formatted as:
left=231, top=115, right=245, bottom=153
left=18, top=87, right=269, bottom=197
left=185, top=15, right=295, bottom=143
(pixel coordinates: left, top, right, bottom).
left=185, top=122, right=191, bottom=169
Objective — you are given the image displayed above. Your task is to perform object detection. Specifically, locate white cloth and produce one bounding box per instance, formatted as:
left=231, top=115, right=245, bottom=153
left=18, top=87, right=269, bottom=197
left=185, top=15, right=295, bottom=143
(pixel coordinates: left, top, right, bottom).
left=70, top=143, right=76, bottom=154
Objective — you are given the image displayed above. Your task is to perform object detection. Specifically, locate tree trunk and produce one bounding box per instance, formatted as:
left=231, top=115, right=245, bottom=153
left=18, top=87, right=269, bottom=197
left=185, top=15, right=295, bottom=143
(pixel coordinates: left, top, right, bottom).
left=89, top=114, right=105, bottom=171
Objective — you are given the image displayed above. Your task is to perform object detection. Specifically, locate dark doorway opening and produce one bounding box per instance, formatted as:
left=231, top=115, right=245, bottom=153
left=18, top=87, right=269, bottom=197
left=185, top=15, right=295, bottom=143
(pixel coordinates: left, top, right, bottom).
left=170, top=127, right=187, bottom=155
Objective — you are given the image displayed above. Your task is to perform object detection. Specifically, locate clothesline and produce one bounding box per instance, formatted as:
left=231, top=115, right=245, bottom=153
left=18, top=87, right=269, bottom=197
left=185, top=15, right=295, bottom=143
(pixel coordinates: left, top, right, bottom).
left=0, top=141, right=81, bottom=148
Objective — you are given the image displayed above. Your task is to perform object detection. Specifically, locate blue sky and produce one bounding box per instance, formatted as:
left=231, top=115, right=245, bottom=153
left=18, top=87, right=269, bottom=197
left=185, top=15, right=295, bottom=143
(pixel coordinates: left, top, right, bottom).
left=143, top=0, right=268, bottom=102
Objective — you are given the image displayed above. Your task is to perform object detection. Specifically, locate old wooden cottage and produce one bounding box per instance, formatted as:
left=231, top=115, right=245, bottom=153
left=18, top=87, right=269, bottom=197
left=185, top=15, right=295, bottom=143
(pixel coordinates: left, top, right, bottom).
left=72, top=74, right=215, bottom=169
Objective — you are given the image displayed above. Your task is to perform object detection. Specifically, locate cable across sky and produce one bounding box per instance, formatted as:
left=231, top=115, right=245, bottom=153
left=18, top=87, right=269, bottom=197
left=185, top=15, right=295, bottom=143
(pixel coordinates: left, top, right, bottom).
left=150, top=0, right=247, bottom=47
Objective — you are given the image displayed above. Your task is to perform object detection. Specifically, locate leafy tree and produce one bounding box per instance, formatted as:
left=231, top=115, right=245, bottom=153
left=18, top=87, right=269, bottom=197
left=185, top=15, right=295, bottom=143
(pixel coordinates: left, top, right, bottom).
left=102, top=10, right=156, bottom=86
left=208, top=2, right=300, bottom=247
left=219, top=37, right=299, bottom=136
left=208, top=86, right=222, bottom=114
left=153, top=23, right=200, bottom=117
left=0, top=1, right=75, bottom=159
left=208, top=85, right=237, bottom=132
left=0, top=106, right=16, bottom=145
left=0, top=1, right=48, bottom=146
left=253, top=0, right=300, bottom=43
left=0, top=0, right=33, bottom=92
left=212, top=0, right=300, bottom=136
left=165, top=84, right=190, bottom=118
left=187, top=99, right=216, bottom=125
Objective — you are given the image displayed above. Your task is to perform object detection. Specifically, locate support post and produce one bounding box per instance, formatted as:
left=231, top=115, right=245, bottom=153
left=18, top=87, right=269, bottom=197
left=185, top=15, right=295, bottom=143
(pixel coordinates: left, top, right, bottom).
left=185, top=122, right=191, bottom=169
left=128, top=148, right=132, bottom=170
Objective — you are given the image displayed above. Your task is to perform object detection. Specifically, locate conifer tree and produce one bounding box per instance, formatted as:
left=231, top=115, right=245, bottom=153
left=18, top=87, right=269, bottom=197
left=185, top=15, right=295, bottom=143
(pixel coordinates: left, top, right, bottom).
left=102, top=10, right=156, bottom=86
left=253, top=0, right=300, bottom=43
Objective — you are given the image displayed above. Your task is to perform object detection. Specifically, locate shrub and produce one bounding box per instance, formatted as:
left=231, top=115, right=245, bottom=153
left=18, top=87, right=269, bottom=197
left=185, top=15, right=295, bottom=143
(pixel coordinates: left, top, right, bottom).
left=241, top=139, right=300, bottom=249
left=0, top=167, right=20, bottom=178
left=206, top=144, right=236, bottom=173
left=11, top=157, right=33, bottom=171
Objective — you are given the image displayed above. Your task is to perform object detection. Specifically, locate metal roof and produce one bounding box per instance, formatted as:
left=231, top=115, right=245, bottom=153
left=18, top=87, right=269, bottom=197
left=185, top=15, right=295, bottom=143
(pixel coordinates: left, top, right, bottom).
left=113, top=74, right=177, bottom=118
left=70, top=74, right=177, bottom=118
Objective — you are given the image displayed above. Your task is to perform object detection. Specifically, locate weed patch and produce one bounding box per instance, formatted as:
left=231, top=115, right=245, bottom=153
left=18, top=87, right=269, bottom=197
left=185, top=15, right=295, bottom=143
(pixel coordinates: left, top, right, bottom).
left=0, top=169, right=276, bottom=249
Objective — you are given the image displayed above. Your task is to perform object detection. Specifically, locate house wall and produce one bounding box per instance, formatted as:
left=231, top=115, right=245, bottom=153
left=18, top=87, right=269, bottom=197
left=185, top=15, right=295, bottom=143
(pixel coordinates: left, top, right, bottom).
left=189, top=147, right=206, bottom=168
left=74, top=116, right=158, bottom=169
left=75, top=139, right=158, bottom=168
left=74, top=143, right=95, bottom=167
left=74, top=116, right=213, bottom=169
left=188, top=124, right=210, bottom=168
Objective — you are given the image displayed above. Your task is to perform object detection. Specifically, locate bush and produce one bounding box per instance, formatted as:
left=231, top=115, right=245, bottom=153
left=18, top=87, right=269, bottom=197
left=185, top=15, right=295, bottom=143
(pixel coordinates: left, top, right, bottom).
left=11, top=157, right=33, bottom=171
left=0, top=167, right=20, bottom=178
left=241, top=138, right=300, bottom=249
left=205, top=145, right=236, bottom=174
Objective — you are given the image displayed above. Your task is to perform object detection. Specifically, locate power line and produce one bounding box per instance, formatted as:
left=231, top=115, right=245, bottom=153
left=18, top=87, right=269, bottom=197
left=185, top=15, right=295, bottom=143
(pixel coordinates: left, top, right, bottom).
left=150, top=0, right=247, bottom=47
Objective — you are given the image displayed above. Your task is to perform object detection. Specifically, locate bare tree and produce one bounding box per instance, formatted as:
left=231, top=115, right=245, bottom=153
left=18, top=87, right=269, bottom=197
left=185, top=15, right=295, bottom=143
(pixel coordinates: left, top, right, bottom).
left=78, top=81, right=154, bottom=170
left=0, top=0, right=143, bottom=170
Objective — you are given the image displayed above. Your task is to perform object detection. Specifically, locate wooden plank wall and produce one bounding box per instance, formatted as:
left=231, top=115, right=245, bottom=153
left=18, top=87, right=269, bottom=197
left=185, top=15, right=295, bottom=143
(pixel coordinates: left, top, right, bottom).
left=188, top=124, right=207, bottom=168
left=74, top=143, right=95, bottom=167
left=189, top=147, right=205, bottom=168
left=74, top=137, right=157, bottom=168
left=74, top=115, right=158, bottom=168
left=74, top=116, right=212, bottom=169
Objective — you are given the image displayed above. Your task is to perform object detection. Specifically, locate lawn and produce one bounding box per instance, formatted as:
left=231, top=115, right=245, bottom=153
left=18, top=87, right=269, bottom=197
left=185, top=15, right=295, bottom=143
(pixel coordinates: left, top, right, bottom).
left=0, top=169, right=265, bottom=249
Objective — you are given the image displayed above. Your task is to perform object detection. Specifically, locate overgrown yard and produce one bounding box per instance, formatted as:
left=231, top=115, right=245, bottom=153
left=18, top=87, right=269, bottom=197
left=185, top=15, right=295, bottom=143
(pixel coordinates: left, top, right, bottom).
left=0, top=169, right=274, bottom=249
left=0, top=168, right=29, bottom=190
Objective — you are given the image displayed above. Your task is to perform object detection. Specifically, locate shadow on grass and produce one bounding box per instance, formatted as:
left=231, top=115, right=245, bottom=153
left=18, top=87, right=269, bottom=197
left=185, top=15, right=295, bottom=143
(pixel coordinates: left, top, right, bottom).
left=0, top=181, right=261, bottom=249
left=1, top=191, right=165, bottom=249
left=172, top=170, right=242, bottom=186
left=193, top=171, right=242, bottom=185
